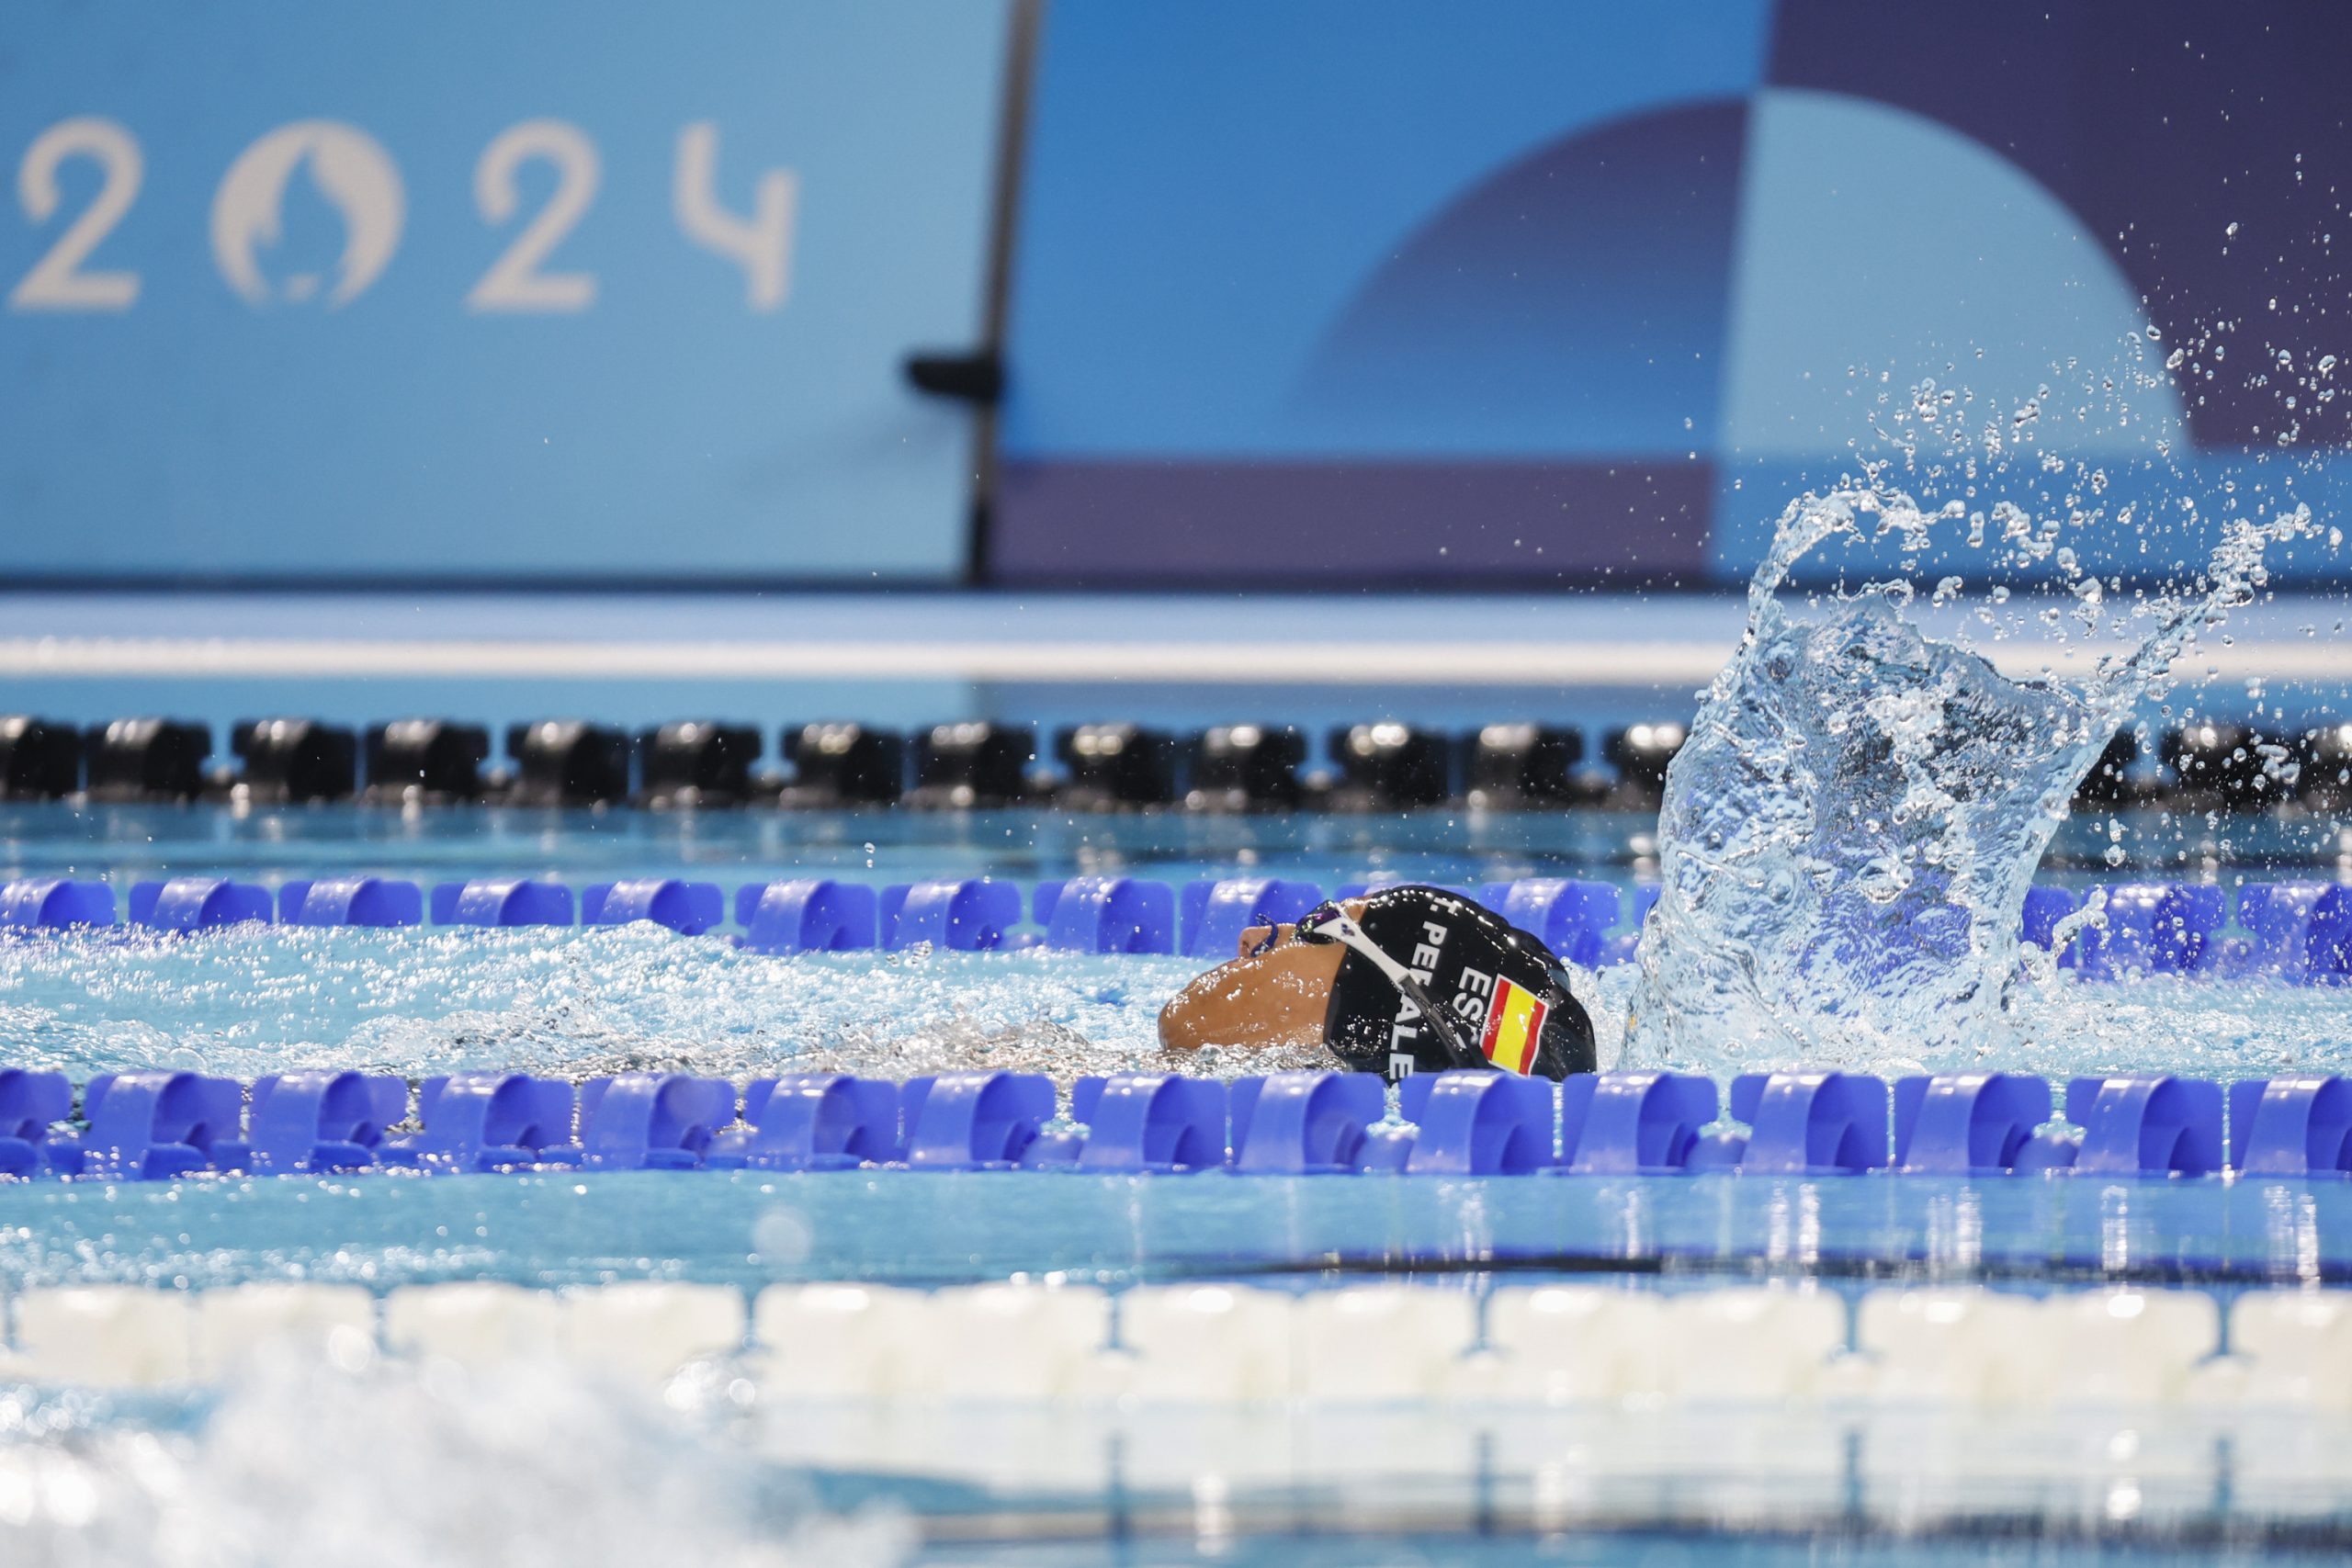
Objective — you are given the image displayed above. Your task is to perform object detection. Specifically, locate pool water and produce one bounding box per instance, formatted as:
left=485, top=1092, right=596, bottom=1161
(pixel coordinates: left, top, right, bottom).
left=0, top=916, right=2345, bottom=1097
left=1, top=802, right=2348, bottom=1566
left=2, top=798, right=2347, bottom=887
left=3, top=1163, right=2351, bottom=1290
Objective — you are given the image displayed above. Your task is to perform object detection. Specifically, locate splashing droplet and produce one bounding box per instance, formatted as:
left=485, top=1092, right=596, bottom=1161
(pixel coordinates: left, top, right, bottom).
left=1623, top=485, right=2315, bottom=1073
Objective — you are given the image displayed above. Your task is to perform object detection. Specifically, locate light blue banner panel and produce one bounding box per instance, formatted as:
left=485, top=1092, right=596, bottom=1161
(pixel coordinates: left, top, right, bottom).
left=993, top=0, right=2350, bottom=588
left=0, top=0, right=1009, bottom=581
left=993, top=1, right=1769, bottom=584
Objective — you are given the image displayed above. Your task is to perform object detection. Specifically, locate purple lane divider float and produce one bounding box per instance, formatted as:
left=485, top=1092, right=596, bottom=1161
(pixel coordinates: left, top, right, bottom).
left=900, top=1072, right=1057, bottom=1169
left=0, top=878, right=115, bottom=929
left=1478, top=878, right=1622, bottom=967
left=278, top=876, right=424, bottom=928
left=1560, top=1071, right=1719, bottom=1174
left=48, top=1071, right=243, bottom=1179
left=2073, top=885, right=2225, bottom=979
left=244, top=1070, right=407, bottom=1174
left=2235, top=883, right=2352, bottom=983
left=2227, top=1076, right=2352, bottom=1177
left=129, top=878, right=274, bottom=931
left=711, top=1074, right=902, bottom=1170
left=881, top=879, right=1023, bottom=951
left=2063, top=1075, right=2226, bottom=1178
left=430, top=879, right=575, bottom=928
left=382, top=1074, right=581, bottom=1172
left=578, top=1073, right=736, bottom=1170
left=0, top=1070, right=72, bottom=1177
left=1068, top=1074, right=1227, bottom=1171
left=1228, top=1072, right=1386, bottom=1175
left=1180, top=877, right=1324, bottom=958
left=1726, top=1072, right=1892, bottom=1175
left=1396, top=1070, right=1555, bottom=1176
left=1893, top=1073, right=2053, bottom=1175
left=1037, top=875, right=1177, bottom=953
left=735, top=880, right=880, bottom=953
left=581, top=878, right=723, bottom=934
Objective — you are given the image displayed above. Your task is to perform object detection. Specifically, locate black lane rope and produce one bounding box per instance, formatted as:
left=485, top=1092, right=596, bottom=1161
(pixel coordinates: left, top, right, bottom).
left=1144, top=1247, right=2352, bottom=1290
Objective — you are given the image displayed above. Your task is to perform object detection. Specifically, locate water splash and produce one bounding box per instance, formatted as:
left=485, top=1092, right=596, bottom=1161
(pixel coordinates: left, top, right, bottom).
left=1623, top=484, right=2315, bottom=1074
left=0, top=926, right=1312, bottom=1089
left=0, top=1347, right=912, bottom=1568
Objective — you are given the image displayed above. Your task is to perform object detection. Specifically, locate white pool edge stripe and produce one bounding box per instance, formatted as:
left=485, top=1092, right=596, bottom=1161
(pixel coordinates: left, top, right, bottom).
left=1, top=636, right=2341, bottom=685
left=2, top=1280, right=2333, bottom=1412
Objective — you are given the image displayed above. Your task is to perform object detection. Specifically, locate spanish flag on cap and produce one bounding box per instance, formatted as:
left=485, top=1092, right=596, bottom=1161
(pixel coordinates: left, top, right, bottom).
left=1479, top=976, right=1549, bottom=1076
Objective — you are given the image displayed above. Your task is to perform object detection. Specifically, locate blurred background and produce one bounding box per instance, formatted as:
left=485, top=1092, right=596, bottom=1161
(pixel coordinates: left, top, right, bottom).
left=0, top=0, right=2346, bottom=754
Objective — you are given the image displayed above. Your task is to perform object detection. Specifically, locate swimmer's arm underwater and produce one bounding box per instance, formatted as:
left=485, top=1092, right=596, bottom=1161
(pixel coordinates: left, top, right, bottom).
left=1154, top=902, right=1365, bottom=1052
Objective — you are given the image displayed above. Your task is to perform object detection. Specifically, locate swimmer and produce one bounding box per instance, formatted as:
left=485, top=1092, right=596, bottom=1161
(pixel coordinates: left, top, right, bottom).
left=1158, top=885, right=1595, bottom=1082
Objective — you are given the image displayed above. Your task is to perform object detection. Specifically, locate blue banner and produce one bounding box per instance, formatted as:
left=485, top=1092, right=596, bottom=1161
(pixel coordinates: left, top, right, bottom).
left=994, top=0, right=2351, bottom=587
left=0, top=0, right=1010, bottom=581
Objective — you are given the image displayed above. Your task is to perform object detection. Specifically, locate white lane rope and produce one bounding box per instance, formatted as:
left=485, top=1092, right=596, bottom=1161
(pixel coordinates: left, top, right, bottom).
left=0, top=635, right=2342, bottom=685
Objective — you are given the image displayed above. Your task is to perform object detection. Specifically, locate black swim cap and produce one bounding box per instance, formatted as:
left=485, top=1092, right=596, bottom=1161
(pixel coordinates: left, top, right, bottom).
left=1320, top=886, right=1597, bottom=1084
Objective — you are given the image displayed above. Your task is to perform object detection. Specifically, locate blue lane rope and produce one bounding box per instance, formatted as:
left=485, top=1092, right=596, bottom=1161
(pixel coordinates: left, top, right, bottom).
left=0, top=1066, right=2341, bottom=1183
